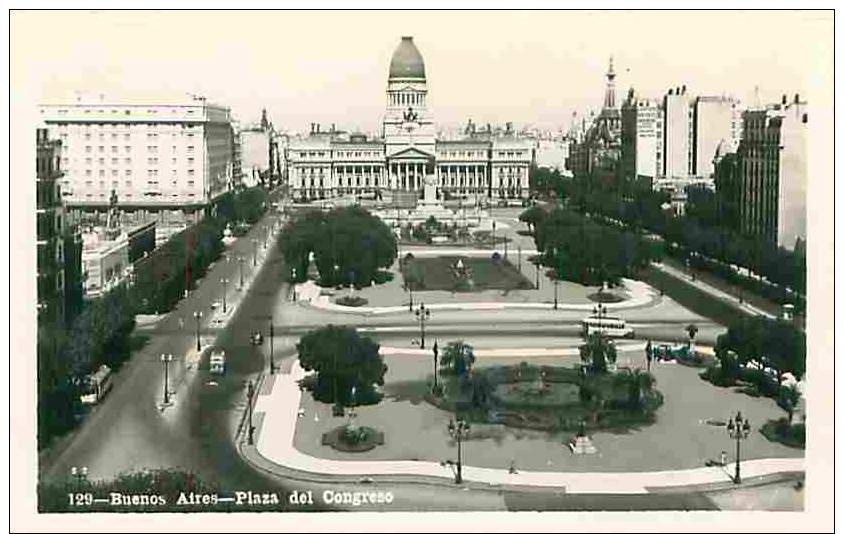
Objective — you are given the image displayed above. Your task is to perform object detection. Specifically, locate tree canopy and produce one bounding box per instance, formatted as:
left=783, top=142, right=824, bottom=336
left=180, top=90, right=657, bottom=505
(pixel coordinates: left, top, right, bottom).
left=280, top=206, right=397, bottom=287
left=532, top=207, right=659, bottom=287
left=579, top=333, right=618, bottom=375
left=297, top=325, right=387, bottom=406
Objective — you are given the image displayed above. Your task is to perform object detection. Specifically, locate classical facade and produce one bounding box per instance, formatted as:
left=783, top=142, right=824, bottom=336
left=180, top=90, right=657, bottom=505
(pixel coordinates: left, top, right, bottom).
left=286, top=36, right=533, bottom=201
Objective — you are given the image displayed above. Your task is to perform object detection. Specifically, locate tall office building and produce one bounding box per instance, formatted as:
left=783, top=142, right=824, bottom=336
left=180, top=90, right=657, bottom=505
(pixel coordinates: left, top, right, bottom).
left=36, top=128, right=66, bottom=322
left=693, top=96, right=742, bottom=177
left=39, top=94, right=234, bottom=221
left=621, top=88, right=663, bottom=182
left=662, top=85, right=693, bottom=180
left=720, top=95, right=807, bottom=251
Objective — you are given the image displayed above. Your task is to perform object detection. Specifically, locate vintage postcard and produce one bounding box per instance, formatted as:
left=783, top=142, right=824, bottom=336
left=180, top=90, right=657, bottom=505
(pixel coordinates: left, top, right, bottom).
left=9, top=8, right=835, bottom=532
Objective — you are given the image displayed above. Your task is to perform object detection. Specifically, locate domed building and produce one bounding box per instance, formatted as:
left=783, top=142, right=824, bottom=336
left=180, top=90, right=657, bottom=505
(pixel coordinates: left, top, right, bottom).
left=286, top=36, right=533, bottom=203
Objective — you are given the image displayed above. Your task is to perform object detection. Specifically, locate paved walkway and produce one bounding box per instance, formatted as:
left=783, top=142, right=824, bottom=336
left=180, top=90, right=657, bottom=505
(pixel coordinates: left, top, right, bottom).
left=293, top=275, right=658, bottom=316
left=249, top=360, right=803, bottom=494
left=652, top=262, right=776, bottom=320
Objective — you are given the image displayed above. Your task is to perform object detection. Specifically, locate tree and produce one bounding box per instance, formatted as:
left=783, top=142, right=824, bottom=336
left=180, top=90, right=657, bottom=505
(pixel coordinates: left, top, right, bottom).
left=579, top=333, right=617, bottom=375
left=625, top=369, right=655, bottom=409
left=778, top=384, right=801, bottom=425
left=296, top=325, right=387, bottom=407
left=281, top=207, right=397, bottom=287
left=439, top=341, right=475, bottom=377
left=518, top=205, right=547, bottom=234
left=402, top=258, right=424, bottom=291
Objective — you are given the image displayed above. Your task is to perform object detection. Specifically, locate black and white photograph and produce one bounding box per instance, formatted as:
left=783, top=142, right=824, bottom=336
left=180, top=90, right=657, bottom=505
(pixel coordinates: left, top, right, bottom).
left=9, top=7, right=835, bottom=532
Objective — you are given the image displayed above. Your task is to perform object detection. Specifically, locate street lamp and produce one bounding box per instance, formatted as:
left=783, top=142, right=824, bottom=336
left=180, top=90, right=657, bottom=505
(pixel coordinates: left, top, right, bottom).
left=517, top=245, right=522, bottom=272
left=447, top=418, right=471, bottom=484
left=70, top=466, right=88, bottom=491
left=268, top=317, right=275, bottom=374
left=238, top=255, right=245, bottom=289
left=492, top=220, right=497, bottom=250
left=726, top=411, right=751, bottom=484
left=193, top=310, right=203, bottom=352
left=535, top=261, right=540, bottom=289
left=432, top=340, right=439, bottom=395
left=246, top=380, right=255, bottom=445
left=552, top=247, right=560, bottom=310
left=252, top=238, right=259, bottom=266
left=334, top=263, right=340, bottom=286
left=414, top=302, right=431, bottom=349
left=592, top=303, right=607, bottom=332
left=160, top=353, right=173, bottom=405
left=221, top=277, right=229, bottom=313
left=291, top=267, right=298, bottom=302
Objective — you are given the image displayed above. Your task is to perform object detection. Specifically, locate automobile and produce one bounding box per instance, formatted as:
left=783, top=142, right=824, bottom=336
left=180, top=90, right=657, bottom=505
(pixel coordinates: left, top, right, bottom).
left=209, top=349, right=226, bottom=375
left=250, top=331, right=264, bottom=346
left=211, top=300, right=222, bottom=310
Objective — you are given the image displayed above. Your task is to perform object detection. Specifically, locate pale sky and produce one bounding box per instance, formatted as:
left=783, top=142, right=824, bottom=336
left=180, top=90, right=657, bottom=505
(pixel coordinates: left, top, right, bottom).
left=11, top=10, right=834, bottom=133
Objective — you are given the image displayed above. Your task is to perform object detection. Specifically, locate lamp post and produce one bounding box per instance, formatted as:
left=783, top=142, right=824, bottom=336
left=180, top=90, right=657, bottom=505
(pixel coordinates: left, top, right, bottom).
left=592, top=303, right=607, bottom=332
left=492, top=220, right=497, bottom=250
left=447, top=418, right=471, bottom=484
left=160, top=353, right=173, bottom=405
left=535, top=261, right=540, bottom=289
left=552, top=247, right=560, bottom=310
left=414, top=302, right=431, bottom=349
left=252, top=238, right=259, bottom=266
left=246, top=380, right=255, bottom=445
left=405, top=282, right=414, bottom=311
left=268, top=318, right=275, bottom=374
left=238, top=255, right=245, bottom=289
left=291, top=267, right=298, bottom=302
left=517, top=245, right=522, bottom=272
left=70, top=466, right=88, bottom=491
left=726, top=411, right=751, bottom=484
left=193, top=310, right=203, bottom=352
left=432, top=340, right=439, bottom=394
left=221, top=277, right=228, bottom=313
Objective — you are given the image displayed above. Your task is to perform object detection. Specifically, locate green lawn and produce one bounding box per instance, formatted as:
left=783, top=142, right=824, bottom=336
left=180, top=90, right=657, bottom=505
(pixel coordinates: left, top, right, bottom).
left=403, top=256, right=533, bottom=292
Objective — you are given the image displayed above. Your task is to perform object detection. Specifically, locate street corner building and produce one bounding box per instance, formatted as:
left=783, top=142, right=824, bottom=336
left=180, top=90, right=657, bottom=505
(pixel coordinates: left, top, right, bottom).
left=285, top=36, right=535, bottom=203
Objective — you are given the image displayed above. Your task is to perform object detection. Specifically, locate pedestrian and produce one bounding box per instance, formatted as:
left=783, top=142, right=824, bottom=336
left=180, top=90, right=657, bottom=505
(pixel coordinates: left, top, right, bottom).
left=178, top=317, right=185, bottom=330
left=720, top=451, right=727, bottom=467
left=509, top=459, right=518, bottom=474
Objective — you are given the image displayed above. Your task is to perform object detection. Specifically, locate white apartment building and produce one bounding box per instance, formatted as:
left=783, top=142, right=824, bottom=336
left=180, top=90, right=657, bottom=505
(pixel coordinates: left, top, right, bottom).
left=39, top=95, right=234, bottom=218
left=693, top=96, right=742, bottom=177
left=662, top=86, right=693, bottom=180
left=286, top=36, right=532, bottom=201
left=621, top=90, right=663, bottom=181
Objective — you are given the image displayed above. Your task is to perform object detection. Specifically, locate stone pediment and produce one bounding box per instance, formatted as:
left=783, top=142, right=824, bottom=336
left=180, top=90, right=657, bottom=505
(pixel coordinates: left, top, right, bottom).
left=388, top=146, right=435, bottom=160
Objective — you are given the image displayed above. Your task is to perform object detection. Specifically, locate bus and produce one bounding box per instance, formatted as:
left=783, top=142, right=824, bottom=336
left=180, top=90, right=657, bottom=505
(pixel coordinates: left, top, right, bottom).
left=80, top=365, right=114, bottom=405
left=580, top=315, right=634, bottom=338
left=209, top=349, right=226, bottom=375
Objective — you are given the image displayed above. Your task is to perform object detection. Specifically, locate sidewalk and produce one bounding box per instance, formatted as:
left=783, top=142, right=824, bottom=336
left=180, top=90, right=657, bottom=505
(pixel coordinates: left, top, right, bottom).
left=652, top=262, right=776, bottom=320
left=293, top=276, right=658, bottom=316
left=246, top=360, right=803, bottom=494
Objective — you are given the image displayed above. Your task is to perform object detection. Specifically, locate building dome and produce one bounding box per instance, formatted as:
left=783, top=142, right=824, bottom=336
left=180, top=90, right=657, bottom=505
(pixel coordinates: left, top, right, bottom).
left=389, top=36, right=426, bottom=79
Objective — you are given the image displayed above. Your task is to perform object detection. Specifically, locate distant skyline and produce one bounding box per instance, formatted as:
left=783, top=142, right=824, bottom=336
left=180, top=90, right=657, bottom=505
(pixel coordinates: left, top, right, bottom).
left=13, top=10, right=833, bottom=133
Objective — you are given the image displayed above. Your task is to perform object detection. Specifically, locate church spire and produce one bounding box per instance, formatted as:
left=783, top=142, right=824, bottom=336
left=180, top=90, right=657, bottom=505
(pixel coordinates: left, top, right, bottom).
left=603, top=56, right=617, bottom=110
